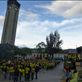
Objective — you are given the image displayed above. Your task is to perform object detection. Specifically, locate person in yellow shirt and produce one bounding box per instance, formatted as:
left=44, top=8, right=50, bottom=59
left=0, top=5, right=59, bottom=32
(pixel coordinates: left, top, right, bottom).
left=13, top=65, right=19, bottom=82
left=2, top=63, right=8, bottom=80
left=25, top=65, right=31, bottom=81
left=19, top=66, right=25, bottom=82
left=30, top=63, right=35, bottom=80
left=9, top=64, right=15, bottom=80
left=18, top=64, right=21, bottom=82
left=35, top=63, right=40, bottom=79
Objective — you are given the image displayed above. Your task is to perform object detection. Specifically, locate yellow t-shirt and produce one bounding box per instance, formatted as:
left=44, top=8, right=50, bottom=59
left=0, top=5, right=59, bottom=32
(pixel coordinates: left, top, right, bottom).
left=9, top=67, right=14, bottom=72
left=25, top=67, right=30, bottom=74
left=20, top=69, right=25, bottom=76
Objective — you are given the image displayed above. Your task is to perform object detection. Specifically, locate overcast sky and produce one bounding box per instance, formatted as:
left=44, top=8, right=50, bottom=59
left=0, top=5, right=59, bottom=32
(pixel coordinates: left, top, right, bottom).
left=0, top=0, right=82, bottom=49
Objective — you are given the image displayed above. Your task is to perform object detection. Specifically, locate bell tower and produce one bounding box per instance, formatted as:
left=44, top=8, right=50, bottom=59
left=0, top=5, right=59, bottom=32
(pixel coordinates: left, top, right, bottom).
left=1, top=0, right=20, bottom=45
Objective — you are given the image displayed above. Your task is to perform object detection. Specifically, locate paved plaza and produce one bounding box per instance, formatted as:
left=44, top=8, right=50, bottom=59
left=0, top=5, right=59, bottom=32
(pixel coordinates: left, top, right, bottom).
left=0, top=62, right=64, bottom=82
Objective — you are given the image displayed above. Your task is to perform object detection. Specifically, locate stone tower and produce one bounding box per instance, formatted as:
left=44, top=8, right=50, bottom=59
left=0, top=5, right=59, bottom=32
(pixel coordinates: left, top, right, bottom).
left=1, top=0, right=20, bottom=45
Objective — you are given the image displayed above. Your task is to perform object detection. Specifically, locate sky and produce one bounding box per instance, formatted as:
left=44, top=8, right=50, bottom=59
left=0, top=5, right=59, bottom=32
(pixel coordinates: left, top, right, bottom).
left=0, top=0, right=82, bottom=49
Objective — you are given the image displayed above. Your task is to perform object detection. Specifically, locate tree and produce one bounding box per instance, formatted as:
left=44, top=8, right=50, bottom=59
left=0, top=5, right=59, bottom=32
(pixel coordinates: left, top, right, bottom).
left=19, top=47, right=32, bottom=56
left=77, top=46, right=82, bottom=54
left=36, top=42, right=46, bottom=58
left=0, top=43, right=19, bottom=59
left=46, top=30, right=62, bottom=59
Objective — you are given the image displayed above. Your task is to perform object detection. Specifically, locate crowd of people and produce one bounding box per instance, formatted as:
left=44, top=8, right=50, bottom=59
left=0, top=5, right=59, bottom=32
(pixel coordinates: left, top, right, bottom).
left=0, top=58, right=42, bottom=82
left=0, top=58, right=56, bottom=82
left=64, top=61, right=77, bottom=82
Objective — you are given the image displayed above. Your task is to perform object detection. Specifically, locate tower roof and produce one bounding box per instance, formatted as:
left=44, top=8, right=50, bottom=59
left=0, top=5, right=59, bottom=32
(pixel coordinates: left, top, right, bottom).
left=8, top=0, right=17, bottom=3
left=7, top=0, right=20, bottom=8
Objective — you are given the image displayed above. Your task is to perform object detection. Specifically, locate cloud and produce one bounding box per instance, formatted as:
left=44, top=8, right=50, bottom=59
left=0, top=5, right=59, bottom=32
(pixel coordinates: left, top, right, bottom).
left=0, top=16, right=5, bottom=42
left=37, top=1, right=82, bottom=18
left=0, top=7, right=82, bottom=49
left=63, top=2, right=82, bottom=18
left=0, top=16, right=4, bottom=26
left=19, top=9, right=39, bottom=22
left=15, top=9, right=82, bottom=48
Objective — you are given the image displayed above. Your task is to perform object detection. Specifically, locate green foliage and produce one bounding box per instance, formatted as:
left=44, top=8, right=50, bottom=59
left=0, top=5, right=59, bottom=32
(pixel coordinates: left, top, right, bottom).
left=19, top=47, right=32, bottom=56
left=0, top=44, right=18, bottom=59
left=46, top=30, right=62, bottom=58
left=36, top=42, right=46, bottom=54
left=0, top=44, right=32, bottom=59
left=77, top=46, right=82, bottom=54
